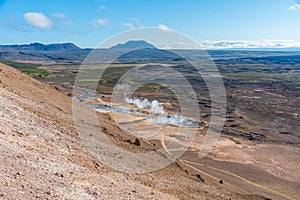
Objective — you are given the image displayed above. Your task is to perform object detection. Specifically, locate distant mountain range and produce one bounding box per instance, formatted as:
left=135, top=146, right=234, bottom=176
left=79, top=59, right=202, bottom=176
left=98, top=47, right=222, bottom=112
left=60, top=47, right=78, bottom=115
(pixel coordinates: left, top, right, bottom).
left=1, top=41, right=300, bottom=52
left=0, top=41, right=299, bottom=64
left=0, top=42, right=82, bottom=51
left=0, top=42, right=87, bottom=63
left=110, top=40, right=157, bottom=49
left=0, top=40, right=158, bottom=52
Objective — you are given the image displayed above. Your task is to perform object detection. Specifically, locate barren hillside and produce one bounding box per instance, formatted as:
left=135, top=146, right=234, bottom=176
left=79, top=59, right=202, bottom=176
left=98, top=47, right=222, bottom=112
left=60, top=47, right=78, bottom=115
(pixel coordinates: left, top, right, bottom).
left=0, top=63, right=268, bottom=199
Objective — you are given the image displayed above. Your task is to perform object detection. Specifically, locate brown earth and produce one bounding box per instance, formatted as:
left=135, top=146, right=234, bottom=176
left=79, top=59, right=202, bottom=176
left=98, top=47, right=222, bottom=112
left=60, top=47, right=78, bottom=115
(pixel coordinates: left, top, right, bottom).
left=0, top=63, right=292, bottom=199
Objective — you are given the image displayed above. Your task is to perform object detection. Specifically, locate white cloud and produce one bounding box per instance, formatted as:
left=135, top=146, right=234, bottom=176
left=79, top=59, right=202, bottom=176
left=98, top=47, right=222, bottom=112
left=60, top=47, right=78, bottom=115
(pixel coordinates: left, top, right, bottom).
left=99, top=4, right=107, bottom=10
left=199, top=40, right=300, bottom=49
left=23, top=12, right=53, bottom=28
left=158, top=24, right=172, bottom=32
left=289, top=4, right=300, bottom=10
left=64, top=21, right=73, bottom=26
left=122, top=18, right=143, bottom=29
left=52, top=12, right=66, bottom=19
left=123, top=22, right=135, bottom=29
left=92, top=18, right=108, bottom=26
left=51, top=13, right=73, bottom=27
left=157, top=42, right=200, bottom=49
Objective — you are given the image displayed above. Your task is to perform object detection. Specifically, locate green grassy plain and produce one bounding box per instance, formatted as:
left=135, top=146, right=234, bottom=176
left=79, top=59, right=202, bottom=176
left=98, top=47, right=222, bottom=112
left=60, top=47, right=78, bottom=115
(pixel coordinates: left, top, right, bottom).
left=1, top=60, right=51, bottom=78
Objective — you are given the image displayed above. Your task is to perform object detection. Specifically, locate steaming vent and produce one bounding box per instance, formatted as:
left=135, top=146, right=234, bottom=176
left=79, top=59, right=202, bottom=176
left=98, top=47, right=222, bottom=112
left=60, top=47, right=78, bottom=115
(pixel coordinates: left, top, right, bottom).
left=91, top=96, right=199, bottom=128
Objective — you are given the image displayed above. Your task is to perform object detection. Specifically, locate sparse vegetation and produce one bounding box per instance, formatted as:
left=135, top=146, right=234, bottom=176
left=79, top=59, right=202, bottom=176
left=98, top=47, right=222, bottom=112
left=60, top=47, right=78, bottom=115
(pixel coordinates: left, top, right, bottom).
left=247, top=135, right=255, bottom=141
left=239, top=125, right=248, bottom=130
left=103, top=113, right=113, bottom=121
left=1, top=60, right=51, bottom=78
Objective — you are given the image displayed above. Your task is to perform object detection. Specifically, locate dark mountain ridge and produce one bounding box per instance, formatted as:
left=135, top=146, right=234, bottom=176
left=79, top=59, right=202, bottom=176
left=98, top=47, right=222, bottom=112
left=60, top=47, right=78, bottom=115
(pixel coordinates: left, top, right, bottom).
left=0, top=42, right=82, bottom=51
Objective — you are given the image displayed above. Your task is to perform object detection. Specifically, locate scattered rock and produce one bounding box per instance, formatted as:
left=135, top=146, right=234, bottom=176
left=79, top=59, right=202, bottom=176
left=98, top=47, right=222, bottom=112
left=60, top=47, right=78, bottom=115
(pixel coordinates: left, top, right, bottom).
left=16, top=131, right=26, bottom=136
left=219, top=180, right=223, bottom=184
left=55, top=172, right=64, bottom=178
left=203, top=114, right=211, bottom=118
left=226, top=116, right=235, bottom=119
left=101, top=126, right=107, bottom=133
left=94, top=162, right=100, bottom=169
left=196, top=174, right=205, bottom=182
left=13, top=172, right=21, bottom=179
left=279, top=131, right=293, bottom=135
left=125, top=139, right=132, bottom=144
left=247, top=135, right=255, bottom=141
left=230, top=124, right=239, bottom=128
left=133, top=138, right=141, bottom=146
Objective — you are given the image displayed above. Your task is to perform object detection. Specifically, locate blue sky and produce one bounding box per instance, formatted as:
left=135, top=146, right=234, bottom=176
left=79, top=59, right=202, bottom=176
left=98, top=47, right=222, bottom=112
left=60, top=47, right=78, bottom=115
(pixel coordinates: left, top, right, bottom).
left=0, top=0, right=300, bottom=48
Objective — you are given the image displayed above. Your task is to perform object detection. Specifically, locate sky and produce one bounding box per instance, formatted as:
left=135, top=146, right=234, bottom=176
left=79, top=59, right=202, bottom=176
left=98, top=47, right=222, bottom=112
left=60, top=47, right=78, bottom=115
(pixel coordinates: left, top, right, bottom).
left=0, top=0, right=300, bottom=49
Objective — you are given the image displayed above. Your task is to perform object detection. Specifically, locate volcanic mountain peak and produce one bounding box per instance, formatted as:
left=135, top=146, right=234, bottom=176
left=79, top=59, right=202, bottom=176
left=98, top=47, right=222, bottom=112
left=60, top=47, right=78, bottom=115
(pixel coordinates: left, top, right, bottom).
left=110, top=40, right=157, bottom=49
